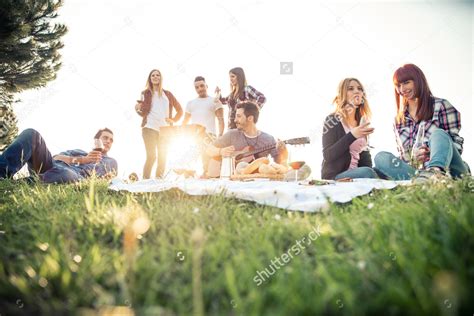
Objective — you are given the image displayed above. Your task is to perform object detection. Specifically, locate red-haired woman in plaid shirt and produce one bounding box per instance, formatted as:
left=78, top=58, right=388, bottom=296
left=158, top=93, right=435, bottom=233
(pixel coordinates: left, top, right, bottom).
left=374, top=64, right=470, bottom=182
left=215, top=67, right=266, bottom=130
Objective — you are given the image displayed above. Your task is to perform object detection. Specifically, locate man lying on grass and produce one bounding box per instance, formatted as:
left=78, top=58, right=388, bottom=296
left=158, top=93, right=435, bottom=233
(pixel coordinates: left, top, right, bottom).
left=0, top=128, right=117, bottom=183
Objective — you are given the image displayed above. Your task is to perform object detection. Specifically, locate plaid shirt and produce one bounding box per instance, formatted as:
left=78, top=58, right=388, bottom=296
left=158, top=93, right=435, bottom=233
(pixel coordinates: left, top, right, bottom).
left=395, top=97, right=463, bottom=161
left=220, top=85, right=266, bottom=128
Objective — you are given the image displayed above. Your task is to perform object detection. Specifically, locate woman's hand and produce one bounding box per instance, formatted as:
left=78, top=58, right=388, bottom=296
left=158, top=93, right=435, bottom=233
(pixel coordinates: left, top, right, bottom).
left=135, top=101, right=143, bottom=113
left=350, top=122, right=374, bottom=139
left=415, top=145, right=430, bottom=162
left=276, top=140, right=289, bottom=165
left=276, top=140, right=287, bottom=151
left=165, top=117, right=174, bottom=124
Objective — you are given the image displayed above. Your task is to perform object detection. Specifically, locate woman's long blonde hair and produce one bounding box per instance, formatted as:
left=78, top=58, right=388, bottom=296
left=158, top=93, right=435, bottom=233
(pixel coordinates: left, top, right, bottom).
left=332, top=78, right=372, bottom=124
left=145, top=69, right=163, bottom=97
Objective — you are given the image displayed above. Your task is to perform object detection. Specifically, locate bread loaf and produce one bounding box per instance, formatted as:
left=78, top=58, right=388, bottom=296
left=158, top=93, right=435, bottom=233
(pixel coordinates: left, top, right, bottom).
left=258, top=164, right=278, bottom=174
left=270, top=163, right=288, bottom=174
left=242, top=157, right=270, bottom=174
left=235, top=161, right=249, bottom=175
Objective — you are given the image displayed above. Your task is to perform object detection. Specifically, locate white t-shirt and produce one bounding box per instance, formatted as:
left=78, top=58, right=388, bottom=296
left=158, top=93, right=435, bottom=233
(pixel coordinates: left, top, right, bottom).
left=185, top=96, right=222, bottom=134
left=144, top=91, right=169, bottom=131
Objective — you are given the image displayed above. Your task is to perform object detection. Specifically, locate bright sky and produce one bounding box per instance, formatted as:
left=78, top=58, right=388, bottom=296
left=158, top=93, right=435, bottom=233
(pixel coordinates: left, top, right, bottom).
left=16, top=0, right=473, bottom=178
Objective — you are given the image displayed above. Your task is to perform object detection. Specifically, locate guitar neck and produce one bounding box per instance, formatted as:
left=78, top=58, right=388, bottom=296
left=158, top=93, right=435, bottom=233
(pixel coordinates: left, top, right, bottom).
left=237, top=144, right=276, bottom=160
left=234, top=137, right=309, bottom=161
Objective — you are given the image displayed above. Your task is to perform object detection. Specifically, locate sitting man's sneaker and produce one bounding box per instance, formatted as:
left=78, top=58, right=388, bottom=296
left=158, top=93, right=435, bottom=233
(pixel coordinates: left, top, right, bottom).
left=413, top=167, right=451, bottom=184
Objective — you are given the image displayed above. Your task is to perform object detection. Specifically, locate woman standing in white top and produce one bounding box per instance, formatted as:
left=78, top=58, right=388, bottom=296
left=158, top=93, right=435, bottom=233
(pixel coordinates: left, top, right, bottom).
left=135, top=69, right=183, bottom=179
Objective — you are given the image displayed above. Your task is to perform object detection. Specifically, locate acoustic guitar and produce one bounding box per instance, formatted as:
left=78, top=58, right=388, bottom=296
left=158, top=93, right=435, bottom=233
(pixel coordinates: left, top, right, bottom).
left=207, top=137, right=310, bottom=178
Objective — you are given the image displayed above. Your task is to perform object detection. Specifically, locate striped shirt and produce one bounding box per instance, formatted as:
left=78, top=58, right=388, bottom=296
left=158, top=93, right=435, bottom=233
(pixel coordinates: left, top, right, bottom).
left=395, top=97, right=463, bottom=161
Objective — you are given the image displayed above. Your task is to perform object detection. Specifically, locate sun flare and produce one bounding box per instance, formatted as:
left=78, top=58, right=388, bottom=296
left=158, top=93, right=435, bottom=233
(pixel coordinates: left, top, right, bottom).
left=164, top=134, right=203, bottom=175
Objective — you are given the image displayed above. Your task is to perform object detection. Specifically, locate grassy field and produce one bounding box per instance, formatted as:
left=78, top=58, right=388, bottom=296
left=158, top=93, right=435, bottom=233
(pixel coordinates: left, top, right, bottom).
left=0, top=177, right=473, bottom=315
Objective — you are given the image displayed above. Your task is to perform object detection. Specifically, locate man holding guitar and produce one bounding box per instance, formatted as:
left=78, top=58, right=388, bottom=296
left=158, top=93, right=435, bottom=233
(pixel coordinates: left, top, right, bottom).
left=206, top=102, right=288, bottom=175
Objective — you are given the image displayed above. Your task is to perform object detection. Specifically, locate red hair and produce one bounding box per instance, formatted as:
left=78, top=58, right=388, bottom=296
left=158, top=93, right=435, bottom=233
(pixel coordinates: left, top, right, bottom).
left=393, top=64, right=433, bottom=123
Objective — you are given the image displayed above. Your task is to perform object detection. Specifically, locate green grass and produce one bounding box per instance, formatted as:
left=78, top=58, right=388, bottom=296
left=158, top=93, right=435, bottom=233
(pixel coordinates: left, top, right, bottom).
left=0, top=177, right=473, bottom=315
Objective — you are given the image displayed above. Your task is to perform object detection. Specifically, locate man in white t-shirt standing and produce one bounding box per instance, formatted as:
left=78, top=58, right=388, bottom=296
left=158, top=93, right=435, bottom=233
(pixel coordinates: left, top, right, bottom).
left=182, top=76, right=225, bottom=175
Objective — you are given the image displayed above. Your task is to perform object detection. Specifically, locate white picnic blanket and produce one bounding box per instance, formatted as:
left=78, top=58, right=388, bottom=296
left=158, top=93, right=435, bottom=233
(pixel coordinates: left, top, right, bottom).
left=109, top=178, right=410, bottom=212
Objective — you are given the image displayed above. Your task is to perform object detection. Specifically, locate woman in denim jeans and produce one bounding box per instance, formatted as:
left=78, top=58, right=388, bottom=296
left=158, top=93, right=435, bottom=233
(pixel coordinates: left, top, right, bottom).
left=135, top=69, right=183, bottom=179
left=374, top=64, right=470, bottom=182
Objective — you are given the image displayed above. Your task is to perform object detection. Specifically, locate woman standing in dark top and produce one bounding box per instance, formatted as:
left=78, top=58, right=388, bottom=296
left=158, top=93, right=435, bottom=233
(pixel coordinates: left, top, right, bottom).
left=321, top=78, right=377, bottom=180
left=215, top=67, right=266, bottom=129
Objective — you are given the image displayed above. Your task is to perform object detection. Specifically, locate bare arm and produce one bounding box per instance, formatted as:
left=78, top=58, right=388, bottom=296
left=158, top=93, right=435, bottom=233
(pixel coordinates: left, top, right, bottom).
left=182, top=112, right=192, bottom=126
left=206, top=144, right=222, bottom=157
left=275, top=141, right=289, bottom=165
left=167, top=91, right=184, bottom=123
left=215, top=108, right=224, bottom=136
left=172, top=102, right=184, bottom=122
left=206, top=144, right=235, bottom=158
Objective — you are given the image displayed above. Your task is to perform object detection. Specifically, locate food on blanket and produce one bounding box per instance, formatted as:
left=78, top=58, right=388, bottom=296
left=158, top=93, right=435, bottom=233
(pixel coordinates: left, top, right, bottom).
left=242, top=157, right=270, bottom=174
left=128, top=172, right=139, bottom=182
left=235, top=161, right=250, bottom=175
left=258, top=163, right=278, bottom=174
left=270, top=162, right=288, bottom=174
left=308, top=179, right=333, bottom=186
left=336, top=177, right=353, bottom=182
left=173, top=169, right=196, bottom=178
left=230, top=173, right=284, bottom=181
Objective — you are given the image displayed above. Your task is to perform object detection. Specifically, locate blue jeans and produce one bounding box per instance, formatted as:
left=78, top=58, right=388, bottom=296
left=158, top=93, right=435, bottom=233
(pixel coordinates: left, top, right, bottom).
left=142, top=128, right=167, bottom=179
left=374, top=128, right=470, bottom=180
left=0, top=129, right=82, bottom=183
left=335, top=166, right=378, bottom=180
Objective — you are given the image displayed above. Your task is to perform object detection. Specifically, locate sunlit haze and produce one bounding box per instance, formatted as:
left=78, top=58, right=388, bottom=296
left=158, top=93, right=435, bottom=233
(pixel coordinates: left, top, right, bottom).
left=16, top=0, right=473, bottom=178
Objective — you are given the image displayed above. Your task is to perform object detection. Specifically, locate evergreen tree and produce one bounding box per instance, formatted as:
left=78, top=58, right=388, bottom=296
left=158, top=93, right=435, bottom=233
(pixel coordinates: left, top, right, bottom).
left=0, top=0, right=67, bottom=151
